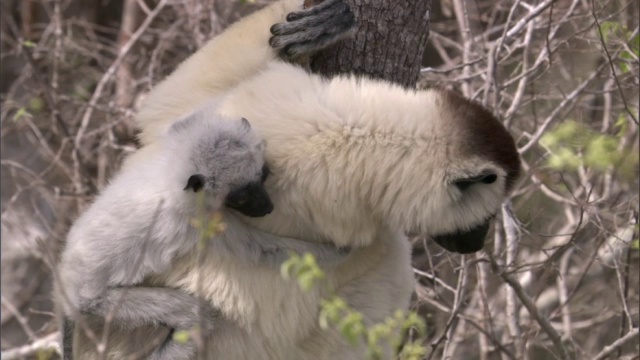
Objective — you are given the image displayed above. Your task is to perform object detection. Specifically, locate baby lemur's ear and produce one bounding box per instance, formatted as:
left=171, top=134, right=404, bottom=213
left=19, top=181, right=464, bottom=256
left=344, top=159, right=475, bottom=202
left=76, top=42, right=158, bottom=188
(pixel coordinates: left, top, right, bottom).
left=240, top=118, right=251, bottom=132
left=184, top=174, right=206, bottom=192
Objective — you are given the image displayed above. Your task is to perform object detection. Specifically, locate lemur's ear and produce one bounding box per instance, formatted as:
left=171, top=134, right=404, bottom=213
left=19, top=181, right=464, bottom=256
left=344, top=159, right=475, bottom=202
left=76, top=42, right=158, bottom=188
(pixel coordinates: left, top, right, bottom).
left=184, top=174, right=206, bottom=192
left=240, top=118, right=251, bottom=132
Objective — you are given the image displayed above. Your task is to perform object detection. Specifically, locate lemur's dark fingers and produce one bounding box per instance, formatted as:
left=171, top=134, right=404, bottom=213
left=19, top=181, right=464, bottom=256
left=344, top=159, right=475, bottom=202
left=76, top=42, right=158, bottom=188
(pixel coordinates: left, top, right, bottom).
left=286, top=0, right=342, bottom=22
left=281, top=24, right=353, bottom=58
left=277, top=15, right=356, bottom=57
left=269, top=1, right=355, bottom=58
left=270, top=0, right=352, bottom=37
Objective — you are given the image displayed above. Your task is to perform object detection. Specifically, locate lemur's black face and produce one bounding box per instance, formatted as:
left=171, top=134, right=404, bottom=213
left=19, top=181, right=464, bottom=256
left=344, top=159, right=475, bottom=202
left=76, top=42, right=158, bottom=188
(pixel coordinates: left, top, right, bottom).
left=184, top=165, right=273, bottom=217
left=431, top=218, right=492, bottom=254
left=226, top=164, right=273, bottom=217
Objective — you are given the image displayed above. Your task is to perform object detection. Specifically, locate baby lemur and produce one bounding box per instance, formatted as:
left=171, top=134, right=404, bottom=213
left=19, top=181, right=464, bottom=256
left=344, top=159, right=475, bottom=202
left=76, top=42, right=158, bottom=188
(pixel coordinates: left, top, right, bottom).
left=55, top=102, right=348, bottom=359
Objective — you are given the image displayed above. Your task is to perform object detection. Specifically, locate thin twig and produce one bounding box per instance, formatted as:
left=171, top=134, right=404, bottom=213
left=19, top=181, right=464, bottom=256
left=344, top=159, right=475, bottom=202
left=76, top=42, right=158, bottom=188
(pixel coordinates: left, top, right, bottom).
left=488, top=253, right=571, bottom=360
left=590, top=0, right=638, bottom=125
left=73, top=0, right=169, bottom=188
left=592, top=327, right=639, bottom=360
left=518, top=61, right=608, bottom=154
left=502, top=203, right=525, bottom=359
left=0, top=295, right=37, bottom=341
left=0, top=332, right=61, bottom=360
left=452, top=0, right=473, bottom=97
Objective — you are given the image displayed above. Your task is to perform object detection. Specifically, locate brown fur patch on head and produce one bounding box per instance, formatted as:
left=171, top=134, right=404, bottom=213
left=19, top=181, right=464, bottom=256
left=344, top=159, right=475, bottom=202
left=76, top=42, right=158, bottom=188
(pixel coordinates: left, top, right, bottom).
left=439, top=90, right=521, bottom=192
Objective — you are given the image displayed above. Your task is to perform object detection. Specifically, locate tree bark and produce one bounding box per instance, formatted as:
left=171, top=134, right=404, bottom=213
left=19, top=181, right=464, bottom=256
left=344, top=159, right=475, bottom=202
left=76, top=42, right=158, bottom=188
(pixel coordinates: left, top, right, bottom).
left=305, top=0, right=432, bottom=88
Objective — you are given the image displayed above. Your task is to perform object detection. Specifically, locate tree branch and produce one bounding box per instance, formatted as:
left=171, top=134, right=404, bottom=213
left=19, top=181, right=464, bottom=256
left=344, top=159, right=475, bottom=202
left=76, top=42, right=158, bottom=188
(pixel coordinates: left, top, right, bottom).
left=0, top=332, right=61, bottom=360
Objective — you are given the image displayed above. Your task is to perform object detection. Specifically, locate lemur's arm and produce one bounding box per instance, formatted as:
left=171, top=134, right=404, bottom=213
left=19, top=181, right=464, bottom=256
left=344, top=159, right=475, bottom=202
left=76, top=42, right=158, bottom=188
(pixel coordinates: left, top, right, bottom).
left=136, top=0, right=355, bottom=145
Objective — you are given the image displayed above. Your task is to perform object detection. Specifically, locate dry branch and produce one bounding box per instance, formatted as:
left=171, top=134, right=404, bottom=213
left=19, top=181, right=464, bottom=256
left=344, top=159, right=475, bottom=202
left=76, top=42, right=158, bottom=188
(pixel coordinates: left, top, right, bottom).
left=593, top=327, right=639, bottom=360
left=0, top=332, right=61, bottom=360
left=488, top=254, right=571, bottom=360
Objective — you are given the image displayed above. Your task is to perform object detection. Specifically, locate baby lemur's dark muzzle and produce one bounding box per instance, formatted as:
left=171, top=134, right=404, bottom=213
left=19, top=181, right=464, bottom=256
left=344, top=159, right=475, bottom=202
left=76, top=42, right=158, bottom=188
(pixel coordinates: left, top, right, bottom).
left=225, top=182, right=274, bottom=217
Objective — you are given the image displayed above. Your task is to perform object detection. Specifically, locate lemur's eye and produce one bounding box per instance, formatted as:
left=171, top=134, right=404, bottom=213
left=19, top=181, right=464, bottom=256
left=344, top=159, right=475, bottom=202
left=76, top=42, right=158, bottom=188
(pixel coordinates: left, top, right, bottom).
left=184, top=174, right=205, bottom=192
left=261, top=164, right=271, bottom=183
left=453, top=172, right=497, bottom=191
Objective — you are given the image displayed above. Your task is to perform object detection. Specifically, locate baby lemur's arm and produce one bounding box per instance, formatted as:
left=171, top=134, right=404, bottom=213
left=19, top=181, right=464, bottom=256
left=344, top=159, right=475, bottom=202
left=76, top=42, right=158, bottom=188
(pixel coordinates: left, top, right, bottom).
left=218, top=213, right=351, bottom=268
left=78, top=287, right=217, bottom=331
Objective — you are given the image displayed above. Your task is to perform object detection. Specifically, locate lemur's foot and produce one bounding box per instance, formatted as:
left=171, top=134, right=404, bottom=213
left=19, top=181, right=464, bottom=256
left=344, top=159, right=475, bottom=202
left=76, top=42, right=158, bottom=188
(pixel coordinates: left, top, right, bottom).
left=270, top=0, right=356, bottom=59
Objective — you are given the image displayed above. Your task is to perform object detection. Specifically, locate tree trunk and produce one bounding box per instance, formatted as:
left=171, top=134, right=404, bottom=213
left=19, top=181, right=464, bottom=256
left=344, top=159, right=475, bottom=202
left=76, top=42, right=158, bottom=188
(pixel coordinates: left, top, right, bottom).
left=305, top=0, right=432, bottom=88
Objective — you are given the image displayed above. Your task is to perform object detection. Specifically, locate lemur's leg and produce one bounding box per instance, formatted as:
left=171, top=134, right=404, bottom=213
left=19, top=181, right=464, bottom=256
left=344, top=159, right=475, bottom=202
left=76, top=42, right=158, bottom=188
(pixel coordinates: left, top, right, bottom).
left=269, top=0, right=356, bottom=58
left=80, top=287, right=219, bottom=332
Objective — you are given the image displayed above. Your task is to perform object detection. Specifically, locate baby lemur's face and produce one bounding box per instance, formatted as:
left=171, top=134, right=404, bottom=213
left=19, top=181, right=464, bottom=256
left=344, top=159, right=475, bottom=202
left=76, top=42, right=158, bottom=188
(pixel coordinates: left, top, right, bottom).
left=222, top=163, right=272, bottom=217
left=182, top=118, right=273, bottom=218
left=184, top=166, right=272, bottom=217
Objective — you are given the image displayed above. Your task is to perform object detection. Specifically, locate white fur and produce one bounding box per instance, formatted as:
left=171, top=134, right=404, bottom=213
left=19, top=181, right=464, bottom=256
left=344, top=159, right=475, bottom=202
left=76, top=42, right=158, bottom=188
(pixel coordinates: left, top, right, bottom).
left=80, top=0, right=515, bottom=358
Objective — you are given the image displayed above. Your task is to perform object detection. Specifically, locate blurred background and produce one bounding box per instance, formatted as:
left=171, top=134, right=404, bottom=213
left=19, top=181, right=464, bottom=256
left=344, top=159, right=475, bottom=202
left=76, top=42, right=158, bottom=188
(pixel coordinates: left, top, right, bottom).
left=1, top=0, right=638, bottom=359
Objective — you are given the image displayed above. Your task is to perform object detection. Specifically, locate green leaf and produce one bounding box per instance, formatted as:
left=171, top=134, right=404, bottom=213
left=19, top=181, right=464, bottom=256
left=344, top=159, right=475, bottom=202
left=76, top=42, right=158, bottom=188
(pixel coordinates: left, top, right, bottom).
left=298, top=271, right=317, bottom=291
left=630, top=33, right=640, bottom=56
left=599, top=21, right=619, bottom=43
left=173, top=330, right=191, bottom=343
left=401, top=311, right=427, bottom=336
left=398, top=342, right=428, bottom=360
left=584, top=135, right=619, bottom=170
left=280, top=254, right=298, bottom=280
left=29, top=97, right=45, bottom=113
left=614, top=114, right=629, bottom=137
left=337, top=312, right=365, bottom=345
left=619, top=62, right=630, bottom=73
left=319, top=296, right=348, bottom=329
left=13, top=107, right=32, bottom=122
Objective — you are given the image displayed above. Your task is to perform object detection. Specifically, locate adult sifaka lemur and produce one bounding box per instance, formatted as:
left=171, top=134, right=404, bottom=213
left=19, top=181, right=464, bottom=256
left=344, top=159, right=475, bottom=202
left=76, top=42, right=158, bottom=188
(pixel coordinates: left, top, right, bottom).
left=70, top=0, right=520, bottom=358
